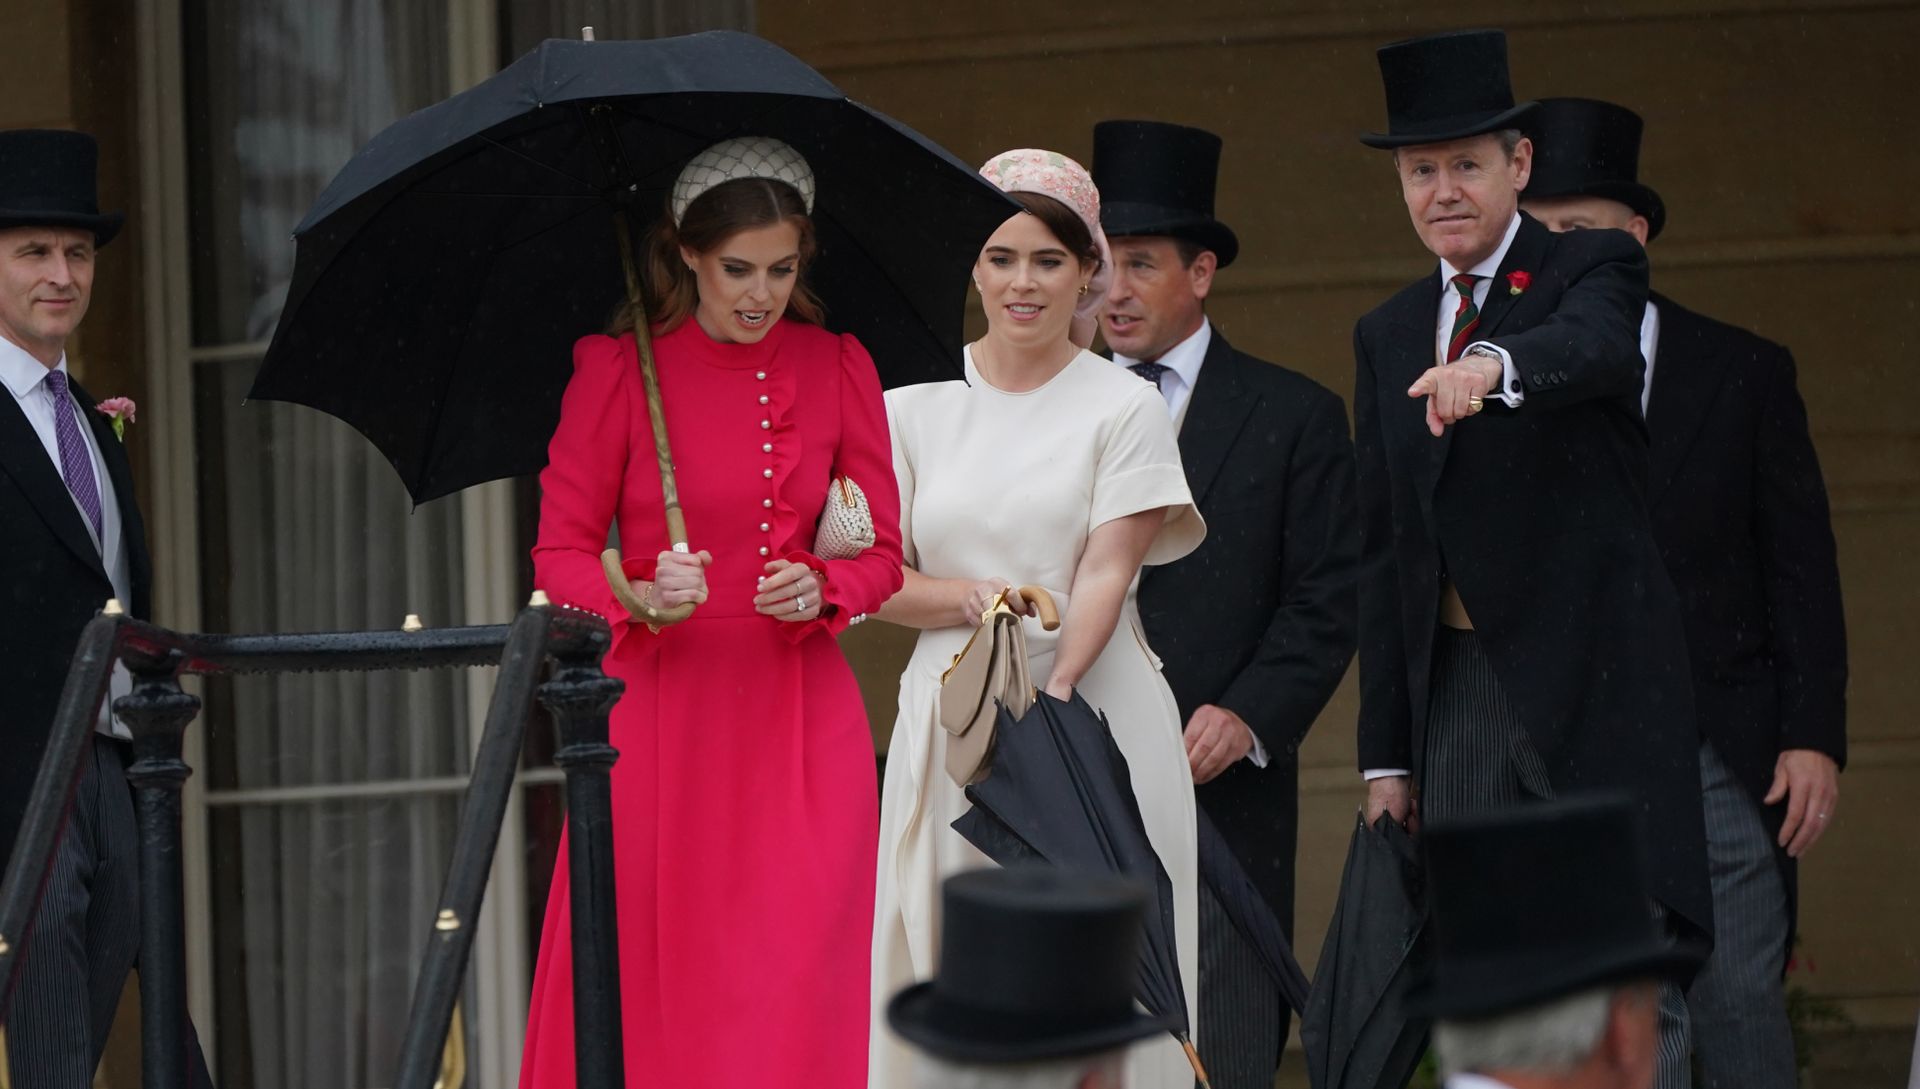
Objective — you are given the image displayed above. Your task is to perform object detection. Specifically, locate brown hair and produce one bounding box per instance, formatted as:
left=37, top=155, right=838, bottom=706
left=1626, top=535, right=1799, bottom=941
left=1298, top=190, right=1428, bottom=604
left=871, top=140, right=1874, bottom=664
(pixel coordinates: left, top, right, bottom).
left=611, top=177, right=825, bottom=336
left=1007, top=191, right=1102, bottom=272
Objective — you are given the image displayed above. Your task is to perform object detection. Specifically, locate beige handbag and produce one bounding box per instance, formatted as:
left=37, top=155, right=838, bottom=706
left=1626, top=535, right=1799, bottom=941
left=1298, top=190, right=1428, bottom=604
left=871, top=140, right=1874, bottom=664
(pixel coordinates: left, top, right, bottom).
left=938, top=586, right=1062, bottom=787
left=813, top=475, right=875, bottom=561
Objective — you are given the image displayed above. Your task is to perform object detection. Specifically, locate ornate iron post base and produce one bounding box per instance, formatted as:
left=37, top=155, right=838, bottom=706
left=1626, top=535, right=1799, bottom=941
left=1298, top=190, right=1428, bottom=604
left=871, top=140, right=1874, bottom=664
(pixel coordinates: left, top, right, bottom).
left=115, top=648, right=200, bottom=1089
left=539, top=619, right=626, bottom=1089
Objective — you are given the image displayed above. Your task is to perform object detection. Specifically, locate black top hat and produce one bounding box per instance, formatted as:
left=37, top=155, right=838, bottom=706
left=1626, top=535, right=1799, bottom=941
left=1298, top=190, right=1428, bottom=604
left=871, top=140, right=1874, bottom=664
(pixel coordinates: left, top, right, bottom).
left=1361, top=29, right=1538, bottom=150
left=0, top=129, right=124, bottom=247
left=1408, top=796, right=1707, bottom=1021
left=887, top=867, right=1169, bottom=1062
left=1522, top=97, right=1667, bottom=241
left=1091, top=120, right=1240, bottom=267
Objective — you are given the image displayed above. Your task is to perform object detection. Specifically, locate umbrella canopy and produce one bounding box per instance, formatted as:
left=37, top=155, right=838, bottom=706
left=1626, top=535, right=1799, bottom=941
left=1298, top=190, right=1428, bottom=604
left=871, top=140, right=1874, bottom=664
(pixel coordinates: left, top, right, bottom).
left=252, top=30, right=1016, bottom=502
left=1299, top=813, right=1430, bottom=1089
left=1195, top=808, right=1313, bottom=1013
left=951, top=691, right=1207, bottom=1085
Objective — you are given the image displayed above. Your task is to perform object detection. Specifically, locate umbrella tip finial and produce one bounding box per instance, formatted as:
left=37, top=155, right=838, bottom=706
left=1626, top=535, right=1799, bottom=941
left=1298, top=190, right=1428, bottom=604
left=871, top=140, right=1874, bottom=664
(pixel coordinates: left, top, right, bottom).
left=580, top=25, right=595, bottom=41
left=402, top=613, right=425, bottom=633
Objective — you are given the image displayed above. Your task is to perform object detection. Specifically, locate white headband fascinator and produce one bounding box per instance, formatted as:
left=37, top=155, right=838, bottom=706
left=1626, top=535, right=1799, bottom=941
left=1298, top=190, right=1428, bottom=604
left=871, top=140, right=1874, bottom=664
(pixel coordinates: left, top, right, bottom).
left=670, top=137, right=816, bottom=225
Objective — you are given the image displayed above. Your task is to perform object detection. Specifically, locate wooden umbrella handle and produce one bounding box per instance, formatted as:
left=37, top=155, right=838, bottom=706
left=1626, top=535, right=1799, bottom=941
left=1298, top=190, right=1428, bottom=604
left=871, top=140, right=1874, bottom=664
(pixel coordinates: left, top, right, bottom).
left=602, top=548, right=697, bottom=629
left=1011, top=585, right=1062, bottom=631
left=595, top=203, right=697, bottom=630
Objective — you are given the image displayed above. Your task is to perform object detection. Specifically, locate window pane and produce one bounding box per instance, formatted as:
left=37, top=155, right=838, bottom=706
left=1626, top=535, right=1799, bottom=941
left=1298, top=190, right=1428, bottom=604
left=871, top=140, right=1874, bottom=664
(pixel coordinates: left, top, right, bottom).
left=184, top=0, right=450, bottom=346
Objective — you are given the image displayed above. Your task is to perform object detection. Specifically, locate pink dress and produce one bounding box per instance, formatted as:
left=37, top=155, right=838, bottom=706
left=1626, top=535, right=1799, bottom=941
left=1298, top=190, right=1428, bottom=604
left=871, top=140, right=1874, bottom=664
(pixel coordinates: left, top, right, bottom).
left=519, top=317, right=903, bottom=1087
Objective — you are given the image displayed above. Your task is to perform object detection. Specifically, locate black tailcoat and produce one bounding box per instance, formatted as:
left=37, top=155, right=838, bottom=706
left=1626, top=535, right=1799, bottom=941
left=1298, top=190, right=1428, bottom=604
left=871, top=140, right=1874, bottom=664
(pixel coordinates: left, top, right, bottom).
left=0, top=374, right=151, bottom=872
left=1352, top=215, right=1710, bottom=936
left=1136, top=330, right=1359, bottom=934
left=1645, top=293, right=1847, bottom=932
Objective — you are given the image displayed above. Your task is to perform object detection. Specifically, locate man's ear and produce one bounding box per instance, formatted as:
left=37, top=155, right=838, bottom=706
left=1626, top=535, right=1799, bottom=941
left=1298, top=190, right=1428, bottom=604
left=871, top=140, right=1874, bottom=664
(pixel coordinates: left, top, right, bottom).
left=1189, top=250, right=1219, bottom=302
left=1626, top=215, right=1651, bottom=247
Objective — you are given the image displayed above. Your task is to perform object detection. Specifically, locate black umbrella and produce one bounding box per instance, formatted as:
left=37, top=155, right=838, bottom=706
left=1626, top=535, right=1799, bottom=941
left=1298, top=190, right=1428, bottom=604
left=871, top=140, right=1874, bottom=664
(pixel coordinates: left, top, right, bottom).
left=1299, top=813, right=1430, bottom=1089
left=951, top=691, right=1210, bottom=1087
left=252, top=30, right=1016, bottom=504
left=1195, top=807, right=1313, bottom=1014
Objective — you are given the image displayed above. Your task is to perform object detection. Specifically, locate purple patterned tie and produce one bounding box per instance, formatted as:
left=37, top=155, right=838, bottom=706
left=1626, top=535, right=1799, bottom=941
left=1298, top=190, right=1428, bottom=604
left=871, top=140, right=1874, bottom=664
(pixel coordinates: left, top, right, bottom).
left=45, top=370, right=104, bottom=541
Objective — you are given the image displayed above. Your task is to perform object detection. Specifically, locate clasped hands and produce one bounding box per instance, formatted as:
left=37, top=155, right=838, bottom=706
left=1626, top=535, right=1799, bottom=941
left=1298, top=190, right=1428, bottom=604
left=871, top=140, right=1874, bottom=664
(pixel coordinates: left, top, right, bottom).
left=1408, top=353, right=1503, bottom=437
left=631, top=550, right=825, bottom=622
left=962, top=577, right=1073, bottom=700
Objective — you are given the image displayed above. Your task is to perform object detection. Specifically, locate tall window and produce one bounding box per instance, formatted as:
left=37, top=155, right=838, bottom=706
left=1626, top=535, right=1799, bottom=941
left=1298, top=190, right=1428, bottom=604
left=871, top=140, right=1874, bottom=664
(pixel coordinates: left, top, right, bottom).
left=183, top=2, right=471, bottom=1085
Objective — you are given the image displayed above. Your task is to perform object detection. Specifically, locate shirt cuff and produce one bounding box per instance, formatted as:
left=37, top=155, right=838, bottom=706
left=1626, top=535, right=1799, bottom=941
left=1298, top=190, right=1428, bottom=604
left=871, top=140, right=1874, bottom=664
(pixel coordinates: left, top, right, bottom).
left=1363, top=768, right=1411, bottom=781
left=1467, top=340, right=1525, bottom=407
left=1245, top=727, right=1270, bottom=769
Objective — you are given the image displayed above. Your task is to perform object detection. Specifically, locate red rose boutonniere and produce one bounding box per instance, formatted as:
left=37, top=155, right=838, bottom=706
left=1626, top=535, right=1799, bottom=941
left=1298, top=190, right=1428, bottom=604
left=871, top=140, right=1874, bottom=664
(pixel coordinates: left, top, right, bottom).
left=1507, top=270, right=1532, bottom=297
left=95, top=397, right=137, bottom=442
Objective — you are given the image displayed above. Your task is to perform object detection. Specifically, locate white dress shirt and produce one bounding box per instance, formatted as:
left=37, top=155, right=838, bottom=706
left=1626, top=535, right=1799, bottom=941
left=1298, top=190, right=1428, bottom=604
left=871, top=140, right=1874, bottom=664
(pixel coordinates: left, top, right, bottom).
left=1114, top=316, right=1211, bottom=428
left=1365, top=212, right=1531, bottom=783
left=1113, top=317, right=1270, bottom=769
left=1640, top=300, right=1661, bottom=415
left=1446, top=1074, right=1519, bottom=1089
left=1436, top=211, right=1527, bottom=406
left=0, top=337, right=133, bottom=738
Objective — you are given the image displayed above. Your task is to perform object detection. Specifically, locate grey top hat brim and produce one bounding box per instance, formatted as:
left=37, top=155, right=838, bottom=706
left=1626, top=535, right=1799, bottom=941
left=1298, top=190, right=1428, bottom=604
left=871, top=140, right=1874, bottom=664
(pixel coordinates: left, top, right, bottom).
left=1360, top=101, right=1540, bottom=150
left=0, top=208, right=125, bottom=247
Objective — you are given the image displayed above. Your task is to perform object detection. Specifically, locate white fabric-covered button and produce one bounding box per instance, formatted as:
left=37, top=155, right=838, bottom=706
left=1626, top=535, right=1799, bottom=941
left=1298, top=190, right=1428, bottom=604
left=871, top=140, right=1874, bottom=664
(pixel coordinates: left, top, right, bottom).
left=756, top=371, right=767, bottom=381
left=762, top=498, right=773, bottom=508
left=763, top=468, right=773, bottom=479
left=762, top=442, right=773, bottom=453
left=760, top=419, right=771, bottom=430
left=758, top=546, right=770, bottom=556
left=758, top=395, right=769, bottom=405
left=759, top=522, right=770, bottom=532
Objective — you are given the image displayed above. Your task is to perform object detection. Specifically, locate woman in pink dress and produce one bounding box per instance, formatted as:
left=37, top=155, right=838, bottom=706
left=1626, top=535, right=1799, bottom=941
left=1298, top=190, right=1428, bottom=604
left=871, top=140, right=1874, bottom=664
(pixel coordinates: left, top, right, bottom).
left=519, top=137, right=903, bottom=1087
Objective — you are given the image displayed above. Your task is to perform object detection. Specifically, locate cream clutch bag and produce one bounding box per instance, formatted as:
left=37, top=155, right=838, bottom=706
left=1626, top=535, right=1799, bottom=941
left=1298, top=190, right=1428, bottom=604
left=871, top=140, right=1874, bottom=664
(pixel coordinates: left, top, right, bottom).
left=813, top=475, right=875, bottom=561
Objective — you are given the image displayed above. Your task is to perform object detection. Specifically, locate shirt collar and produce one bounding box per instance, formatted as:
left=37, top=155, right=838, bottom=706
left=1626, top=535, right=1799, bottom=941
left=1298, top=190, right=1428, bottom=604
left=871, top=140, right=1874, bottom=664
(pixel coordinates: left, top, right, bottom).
left=1114, top=316, right=1212, bottom=390
left=1439, top=211, right=1524, bottom=286
left=0, top=335, right=66, bottom=402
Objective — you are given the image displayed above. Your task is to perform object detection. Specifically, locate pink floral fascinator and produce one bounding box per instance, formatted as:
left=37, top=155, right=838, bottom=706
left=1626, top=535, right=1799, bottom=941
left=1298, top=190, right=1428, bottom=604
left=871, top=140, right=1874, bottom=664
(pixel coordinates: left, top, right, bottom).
left=979, top=148, right=1113, bottom=348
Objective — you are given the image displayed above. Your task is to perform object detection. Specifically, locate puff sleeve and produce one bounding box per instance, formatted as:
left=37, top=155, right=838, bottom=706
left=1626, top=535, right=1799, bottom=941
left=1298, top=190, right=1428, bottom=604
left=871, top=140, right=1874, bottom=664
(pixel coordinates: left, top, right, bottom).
left=530, top=334, right=656, bottom=643
left=1090, top=383, right=1205, bottom=566
left=778, top=333, right=905, bottom=641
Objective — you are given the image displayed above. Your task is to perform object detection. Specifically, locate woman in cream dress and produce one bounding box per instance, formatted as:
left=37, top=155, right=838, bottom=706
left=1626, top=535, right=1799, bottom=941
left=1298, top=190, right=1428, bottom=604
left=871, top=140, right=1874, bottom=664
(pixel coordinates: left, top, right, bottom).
left=870, top=149, right=1205, bottom=1087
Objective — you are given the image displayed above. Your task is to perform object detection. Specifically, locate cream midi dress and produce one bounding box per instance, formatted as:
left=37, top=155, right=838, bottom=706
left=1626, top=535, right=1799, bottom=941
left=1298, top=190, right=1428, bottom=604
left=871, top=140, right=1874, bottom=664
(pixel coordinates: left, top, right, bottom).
left=870, top=348, right=1206, bottom=1087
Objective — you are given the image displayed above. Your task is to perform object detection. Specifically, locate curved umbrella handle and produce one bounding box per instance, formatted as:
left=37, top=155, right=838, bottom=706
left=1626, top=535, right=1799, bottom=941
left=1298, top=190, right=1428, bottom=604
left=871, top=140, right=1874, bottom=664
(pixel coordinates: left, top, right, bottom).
left=1011, top=585, right=1062, bottom=631
left=602, top=548, right=697, bottom=629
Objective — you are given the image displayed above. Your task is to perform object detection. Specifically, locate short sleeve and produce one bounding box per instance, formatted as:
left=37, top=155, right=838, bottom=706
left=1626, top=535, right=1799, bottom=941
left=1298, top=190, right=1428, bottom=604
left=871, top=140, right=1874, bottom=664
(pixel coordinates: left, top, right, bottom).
left=1090, top=384, right=1204, bottom=566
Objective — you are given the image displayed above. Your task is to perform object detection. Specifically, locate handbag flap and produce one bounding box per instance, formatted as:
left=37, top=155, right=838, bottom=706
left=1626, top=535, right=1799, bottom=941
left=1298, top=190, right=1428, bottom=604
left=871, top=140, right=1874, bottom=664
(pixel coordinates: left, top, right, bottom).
left=937, top=610, right=1026, bottom=738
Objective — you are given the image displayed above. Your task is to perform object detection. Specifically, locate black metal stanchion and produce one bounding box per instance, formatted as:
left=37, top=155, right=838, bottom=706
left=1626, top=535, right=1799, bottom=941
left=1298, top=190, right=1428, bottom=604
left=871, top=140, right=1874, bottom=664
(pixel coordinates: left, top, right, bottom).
left=115, top=647, right=200, bottom=1089
left=537, top=616, right=625, bottom=1089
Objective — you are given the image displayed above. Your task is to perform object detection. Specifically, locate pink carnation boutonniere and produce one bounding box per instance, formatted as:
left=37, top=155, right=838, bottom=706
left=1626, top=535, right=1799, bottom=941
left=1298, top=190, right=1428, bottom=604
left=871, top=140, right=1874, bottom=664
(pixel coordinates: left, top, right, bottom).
left=95, top=397, right=137, bottom=442
left=1507, top=270, right=1532, bottom=297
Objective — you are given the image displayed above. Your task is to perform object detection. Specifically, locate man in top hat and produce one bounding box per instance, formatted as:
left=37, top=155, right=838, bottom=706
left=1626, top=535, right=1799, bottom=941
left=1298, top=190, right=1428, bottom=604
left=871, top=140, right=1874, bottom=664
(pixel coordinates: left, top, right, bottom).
left=0, top=129, right=211, bottom=1086
left=1092, top=118, right=1358, bottom=1088
left=1521, top=97, right=1847, bottom=1089
left=1416, top=797, right=1708, bottom=1089
left=1350, top=30, right=1709, bottom=1086
left=887, top=867, right=1168, bottom=1089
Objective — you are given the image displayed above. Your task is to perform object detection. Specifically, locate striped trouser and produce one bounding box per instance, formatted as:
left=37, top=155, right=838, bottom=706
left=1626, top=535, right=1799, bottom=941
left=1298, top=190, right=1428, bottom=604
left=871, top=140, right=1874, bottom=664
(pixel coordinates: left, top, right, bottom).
left=1196, top=885, right=1284, bottom=1089
left=4, top=737, right=142, bottom=1089
left=1422, top=627, right=1693, bottom=1089
left=1687, top=741, right=1795, bottom=1089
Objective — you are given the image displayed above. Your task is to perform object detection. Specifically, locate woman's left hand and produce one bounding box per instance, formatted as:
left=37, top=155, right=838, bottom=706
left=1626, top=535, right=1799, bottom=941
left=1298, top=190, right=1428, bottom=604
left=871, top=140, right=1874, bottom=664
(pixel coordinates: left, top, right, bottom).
left=755, top=559, right=825, bottom=623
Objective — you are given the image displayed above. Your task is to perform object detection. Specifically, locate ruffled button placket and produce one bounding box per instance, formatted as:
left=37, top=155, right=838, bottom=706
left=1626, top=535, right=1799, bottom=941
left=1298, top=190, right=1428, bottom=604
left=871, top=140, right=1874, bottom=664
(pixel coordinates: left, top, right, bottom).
left=756, top=369, right=774, bottom=557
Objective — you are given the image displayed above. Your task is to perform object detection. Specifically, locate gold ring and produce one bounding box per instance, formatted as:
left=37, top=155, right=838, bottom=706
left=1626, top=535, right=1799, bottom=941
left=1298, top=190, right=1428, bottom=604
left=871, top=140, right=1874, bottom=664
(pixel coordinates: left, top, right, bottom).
left=1467, top=396, right=1485, bottom=413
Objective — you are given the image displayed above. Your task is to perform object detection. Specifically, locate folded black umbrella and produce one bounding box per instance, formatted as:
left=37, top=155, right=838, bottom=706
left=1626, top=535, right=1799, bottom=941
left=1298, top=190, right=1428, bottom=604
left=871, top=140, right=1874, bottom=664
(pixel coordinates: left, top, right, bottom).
left=252, top=30, right=1015, bottom=503
left=952, top=690, right=1208, bottom=1086
left=1195, top=807, right=1313, bottom=1014
left=1299, top=812, right=1430, bottom=1089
